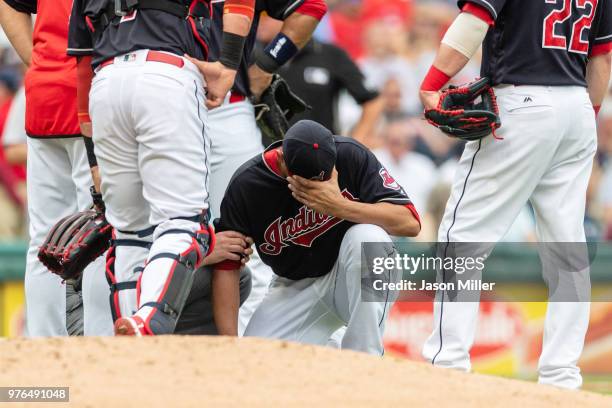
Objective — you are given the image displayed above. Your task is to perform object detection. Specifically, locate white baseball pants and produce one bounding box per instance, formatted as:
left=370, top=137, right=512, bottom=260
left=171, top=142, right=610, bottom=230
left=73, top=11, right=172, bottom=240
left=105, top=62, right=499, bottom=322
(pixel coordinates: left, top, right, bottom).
left=244, top=224, right=399, bottom=355
left=25, top=137, right=112, bottom=336
left=89, top=50, right=210, bottom=327
left=422, top=85, right=596, bottom=389
left=206, top=99, right=274, bottom=335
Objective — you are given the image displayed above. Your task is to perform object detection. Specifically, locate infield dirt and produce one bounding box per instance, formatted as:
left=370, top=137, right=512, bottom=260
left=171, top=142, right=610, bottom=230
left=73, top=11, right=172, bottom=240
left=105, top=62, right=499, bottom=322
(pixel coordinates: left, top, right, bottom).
left=0, top=336, right=610, bottom=407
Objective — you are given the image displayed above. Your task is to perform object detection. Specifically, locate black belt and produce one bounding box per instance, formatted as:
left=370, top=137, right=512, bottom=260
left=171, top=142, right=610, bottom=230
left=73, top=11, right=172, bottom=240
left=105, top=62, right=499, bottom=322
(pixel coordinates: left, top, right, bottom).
left=93, top=0, right=189, bottom=32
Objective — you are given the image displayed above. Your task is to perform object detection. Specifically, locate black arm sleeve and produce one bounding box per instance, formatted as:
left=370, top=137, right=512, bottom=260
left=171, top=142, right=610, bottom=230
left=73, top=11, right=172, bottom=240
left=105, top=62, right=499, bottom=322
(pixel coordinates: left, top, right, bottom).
left=332, top=46, right=379, bottom=105
left=4, top=0, right=36, bottom=14
left=67, top=0, right=93, bottom=56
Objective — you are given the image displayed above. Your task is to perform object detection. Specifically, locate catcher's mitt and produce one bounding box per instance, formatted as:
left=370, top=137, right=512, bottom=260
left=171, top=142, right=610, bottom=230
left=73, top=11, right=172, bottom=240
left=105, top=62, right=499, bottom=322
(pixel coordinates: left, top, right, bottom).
left=38, top=188, right=112, bottom=281
left=424, top=77, right=501, bottom=141
left=252, top=74, right=311, bottom=145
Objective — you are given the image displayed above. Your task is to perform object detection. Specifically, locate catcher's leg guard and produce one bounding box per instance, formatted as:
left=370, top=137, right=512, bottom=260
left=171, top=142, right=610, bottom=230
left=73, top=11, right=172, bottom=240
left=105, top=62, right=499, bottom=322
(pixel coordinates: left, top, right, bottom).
left=105, top=230, right=152, bottom=321
left=135, top=215, right=213, bottom=335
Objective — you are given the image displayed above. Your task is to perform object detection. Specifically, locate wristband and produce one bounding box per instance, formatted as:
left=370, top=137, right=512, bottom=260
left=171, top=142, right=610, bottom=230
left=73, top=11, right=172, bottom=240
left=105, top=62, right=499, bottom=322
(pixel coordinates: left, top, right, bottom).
left=420, top=66, right=451, bottom=92
left=220, top=32, right=247, bottom=70
left=255, top=33, right=299, bottom=74
left=83, top=136, right=97, bottom=168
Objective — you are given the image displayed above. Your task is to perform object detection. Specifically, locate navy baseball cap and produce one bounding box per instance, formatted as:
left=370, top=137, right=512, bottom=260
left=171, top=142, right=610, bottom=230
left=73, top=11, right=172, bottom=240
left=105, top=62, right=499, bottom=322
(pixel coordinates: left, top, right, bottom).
left=282, top=120, right=337, bottom=181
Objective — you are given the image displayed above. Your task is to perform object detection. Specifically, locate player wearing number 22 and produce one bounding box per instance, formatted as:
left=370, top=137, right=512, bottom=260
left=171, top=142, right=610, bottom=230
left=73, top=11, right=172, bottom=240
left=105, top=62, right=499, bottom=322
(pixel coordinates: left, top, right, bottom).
left=419, top=0, right=611, bottom=389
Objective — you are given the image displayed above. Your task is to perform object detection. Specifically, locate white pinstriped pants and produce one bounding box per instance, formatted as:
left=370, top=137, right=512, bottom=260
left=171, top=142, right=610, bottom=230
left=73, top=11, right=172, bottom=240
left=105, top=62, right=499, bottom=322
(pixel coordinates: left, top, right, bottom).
left=423, top=85, right=596, bottom=389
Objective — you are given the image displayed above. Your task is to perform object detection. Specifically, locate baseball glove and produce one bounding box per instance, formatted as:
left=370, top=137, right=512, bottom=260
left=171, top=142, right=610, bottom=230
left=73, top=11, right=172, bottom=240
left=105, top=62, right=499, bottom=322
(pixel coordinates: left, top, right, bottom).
left=424, top=77, right=501, bottom=141
left=252, top=74, right=311, bottom=145
left=38, top=188, right=112, bottom=281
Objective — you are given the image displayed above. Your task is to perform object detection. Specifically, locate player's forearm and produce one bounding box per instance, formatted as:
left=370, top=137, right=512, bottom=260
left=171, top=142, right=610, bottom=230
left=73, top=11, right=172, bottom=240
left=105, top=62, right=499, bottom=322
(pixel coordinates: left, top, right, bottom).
left=350, top=97, right=384, bottom=145
left=586, top=52, right=612, bottom=110
left=212, top=268, right=240, bottom=336
left=281, top=13, right=320, bottom=49
left=76, top=56, right=94, bottom=136
left=0, top=2, right=32, bottom=66
left=420, top=10, right=489, bottom=108
left=336, top=201, right=420, bottom=237
left=431, top=45, right=470, bottom=81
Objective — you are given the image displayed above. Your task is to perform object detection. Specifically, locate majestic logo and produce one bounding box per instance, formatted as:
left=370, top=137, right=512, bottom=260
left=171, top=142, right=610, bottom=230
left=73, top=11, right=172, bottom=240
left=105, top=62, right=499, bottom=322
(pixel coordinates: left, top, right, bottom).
left=379, top=168, right=400, bottom=191
left=259, top=190, right=357, bottom=256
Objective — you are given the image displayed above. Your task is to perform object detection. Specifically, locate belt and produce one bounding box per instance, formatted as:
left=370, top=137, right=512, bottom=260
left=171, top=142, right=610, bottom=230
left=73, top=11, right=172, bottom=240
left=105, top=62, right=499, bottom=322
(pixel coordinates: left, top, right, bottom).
left=97, top=51, right=246, bottom=104
left=98, top=50, right=185, bottom=70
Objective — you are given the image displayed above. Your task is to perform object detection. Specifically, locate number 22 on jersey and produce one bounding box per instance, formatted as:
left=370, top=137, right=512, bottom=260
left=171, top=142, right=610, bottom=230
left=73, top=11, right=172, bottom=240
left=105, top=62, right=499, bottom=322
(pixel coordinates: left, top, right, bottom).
left=543, top=0, right=599, bottom=54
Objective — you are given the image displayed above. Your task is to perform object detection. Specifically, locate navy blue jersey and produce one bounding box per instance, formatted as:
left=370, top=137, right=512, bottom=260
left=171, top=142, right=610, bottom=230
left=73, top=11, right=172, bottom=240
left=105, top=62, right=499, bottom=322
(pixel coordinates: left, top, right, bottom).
left=67, top=0, right=209, bottom=65
left=216, top=136, right=414, bottom=280
left=207, top=0, right=306, bottom=96
left=460, top=0, right=612, bottom=86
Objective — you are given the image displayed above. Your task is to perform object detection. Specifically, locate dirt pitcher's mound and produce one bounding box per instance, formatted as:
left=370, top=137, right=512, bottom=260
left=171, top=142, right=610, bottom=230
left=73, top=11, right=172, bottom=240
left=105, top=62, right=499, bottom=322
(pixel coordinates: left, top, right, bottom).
left=0, top=337, right=610, bottom=408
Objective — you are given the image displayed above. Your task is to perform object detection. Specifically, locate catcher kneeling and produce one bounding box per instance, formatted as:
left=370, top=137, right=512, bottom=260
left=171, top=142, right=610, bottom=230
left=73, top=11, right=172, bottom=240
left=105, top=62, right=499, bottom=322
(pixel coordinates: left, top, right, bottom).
left=214, top=120, right=420, bottom=354
left=38, top=189, right=254, bottom=335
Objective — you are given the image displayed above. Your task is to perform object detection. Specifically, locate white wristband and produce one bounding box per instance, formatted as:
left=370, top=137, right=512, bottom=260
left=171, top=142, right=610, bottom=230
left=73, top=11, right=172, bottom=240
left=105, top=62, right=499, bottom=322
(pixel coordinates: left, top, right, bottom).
left=441, top=12, right=489, bottom=59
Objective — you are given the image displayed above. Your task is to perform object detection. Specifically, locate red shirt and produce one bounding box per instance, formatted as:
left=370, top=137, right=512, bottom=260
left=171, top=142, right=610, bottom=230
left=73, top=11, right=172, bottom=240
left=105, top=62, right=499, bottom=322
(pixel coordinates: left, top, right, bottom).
left=24, top=0, right=80, bottom=137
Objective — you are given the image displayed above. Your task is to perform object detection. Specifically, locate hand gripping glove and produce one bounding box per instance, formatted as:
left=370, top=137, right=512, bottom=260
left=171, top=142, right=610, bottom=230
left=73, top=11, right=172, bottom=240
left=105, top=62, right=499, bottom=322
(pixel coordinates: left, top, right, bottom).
left=252, top=74, right=311, bottom=145
left=38, top=187, right=112, bottom=281
left=424, top=77, right=501, bottom=141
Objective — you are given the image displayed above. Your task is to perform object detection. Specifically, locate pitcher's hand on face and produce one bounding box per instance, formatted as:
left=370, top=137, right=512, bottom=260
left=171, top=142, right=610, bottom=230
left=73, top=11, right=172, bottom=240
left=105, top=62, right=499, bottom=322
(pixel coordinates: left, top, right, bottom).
left=185, top=56, right=237, bottom=109
left=287, top=168, right=345, bottom=217
left=206, top=230, right=253, bottom=265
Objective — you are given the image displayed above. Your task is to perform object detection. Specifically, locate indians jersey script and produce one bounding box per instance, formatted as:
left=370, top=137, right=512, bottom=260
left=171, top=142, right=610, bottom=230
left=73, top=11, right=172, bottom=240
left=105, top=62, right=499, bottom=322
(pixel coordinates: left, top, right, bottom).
left=460, top=0, right=612, bottom=86
left=216, top=137, right=414, bottom=280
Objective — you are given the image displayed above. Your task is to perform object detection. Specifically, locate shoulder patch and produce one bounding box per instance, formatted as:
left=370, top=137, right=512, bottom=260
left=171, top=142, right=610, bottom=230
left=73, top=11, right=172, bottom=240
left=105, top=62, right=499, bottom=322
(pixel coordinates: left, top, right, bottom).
left=379, top=167, right=400, bottom=191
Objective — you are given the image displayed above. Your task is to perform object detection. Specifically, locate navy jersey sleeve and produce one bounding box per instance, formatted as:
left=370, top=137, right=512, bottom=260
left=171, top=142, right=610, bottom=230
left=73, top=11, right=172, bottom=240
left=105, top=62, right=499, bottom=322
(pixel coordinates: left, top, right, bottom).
left=593, top=0, right=612, bottom=47
left=331, top=46, right=379, bottom=104
left=259, top=0, right=305, bottom=20
left=352, top=144, right=412, bottom=205
left=67, top=0, right=93, bottom=56
left=457, top=0, right=506, bottom=20
left=4, top=0, right=36, bottom=14
left=216, top=178, right=252, bottom=237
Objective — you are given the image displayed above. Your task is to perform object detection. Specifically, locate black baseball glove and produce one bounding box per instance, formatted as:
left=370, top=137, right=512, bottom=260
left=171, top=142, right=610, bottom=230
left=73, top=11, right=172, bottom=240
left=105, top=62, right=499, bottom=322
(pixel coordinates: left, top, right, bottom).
left=252, top=74, right=311, bottom=145
left=424, top=77, right=501, bottom=141
left=38, top=188, right=112, bottom=281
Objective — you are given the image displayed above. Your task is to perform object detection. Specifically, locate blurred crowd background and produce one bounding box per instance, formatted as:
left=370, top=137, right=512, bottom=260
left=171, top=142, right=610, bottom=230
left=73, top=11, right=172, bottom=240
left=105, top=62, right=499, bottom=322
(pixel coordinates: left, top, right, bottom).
left=0, top=0, right=611, bottom=242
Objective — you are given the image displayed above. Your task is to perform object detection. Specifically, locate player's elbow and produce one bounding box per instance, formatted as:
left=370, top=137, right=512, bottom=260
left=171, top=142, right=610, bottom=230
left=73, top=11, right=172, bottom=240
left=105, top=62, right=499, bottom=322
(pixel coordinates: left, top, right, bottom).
left=387, top=209, right=421, bottom=238
left=401, top=215, right=421, bottom=238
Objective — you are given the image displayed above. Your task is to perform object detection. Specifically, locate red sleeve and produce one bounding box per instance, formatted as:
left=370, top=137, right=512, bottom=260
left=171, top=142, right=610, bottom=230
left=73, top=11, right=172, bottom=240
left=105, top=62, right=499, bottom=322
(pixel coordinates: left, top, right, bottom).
left=590, top=42, right=612, bottom=57
left=462, top=3, right=495, bottom=26
left=295, top=0, right=327, bottom=21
